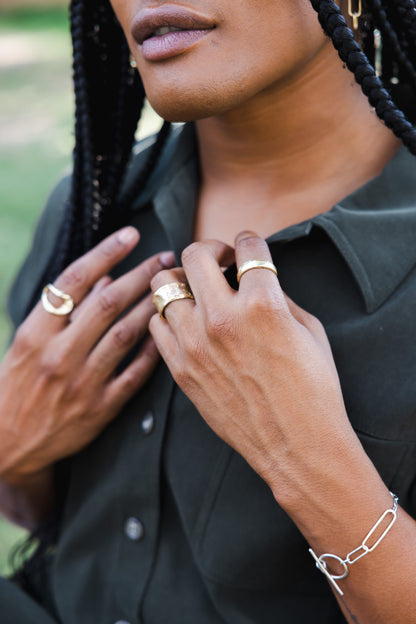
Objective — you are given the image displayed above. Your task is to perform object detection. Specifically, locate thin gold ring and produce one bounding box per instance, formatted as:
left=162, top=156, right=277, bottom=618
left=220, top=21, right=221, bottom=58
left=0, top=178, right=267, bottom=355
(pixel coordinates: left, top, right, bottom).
left=237, top=260, right=278, bottom=283
left=41, top=284, right=75, bottom=316
left=152, top=282, right=194, bottom=319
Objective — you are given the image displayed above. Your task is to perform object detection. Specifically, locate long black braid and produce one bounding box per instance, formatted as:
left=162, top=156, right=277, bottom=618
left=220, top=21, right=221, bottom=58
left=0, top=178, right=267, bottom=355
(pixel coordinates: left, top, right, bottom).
left=368, top=0, right=416, bottom=93
left=393, top=0, right=416, bottom=38
left=49, top=0, right=171, bottom=282
left=310, top=0, right=416, bottom=154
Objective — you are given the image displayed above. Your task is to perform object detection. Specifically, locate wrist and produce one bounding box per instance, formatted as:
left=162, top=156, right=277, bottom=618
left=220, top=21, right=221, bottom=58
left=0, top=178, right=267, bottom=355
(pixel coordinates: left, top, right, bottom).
left=269, top=428, right=392, bottom=551
left=309, top=491, right=399, bottom=596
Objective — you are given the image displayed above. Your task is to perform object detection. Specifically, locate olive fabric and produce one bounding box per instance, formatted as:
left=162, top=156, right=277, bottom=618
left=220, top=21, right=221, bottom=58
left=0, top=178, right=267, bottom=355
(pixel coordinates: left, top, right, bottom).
left=4, top=124, right=416, bottom=624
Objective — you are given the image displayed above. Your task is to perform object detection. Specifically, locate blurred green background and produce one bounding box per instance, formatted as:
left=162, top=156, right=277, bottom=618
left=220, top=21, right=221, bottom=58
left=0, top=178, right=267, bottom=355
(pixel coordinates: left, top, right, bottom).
left=0, top=3, right=72, bottom=576
left=0, top=3, right=159, bottom=575
left=0, top=5, right=73, bottom=356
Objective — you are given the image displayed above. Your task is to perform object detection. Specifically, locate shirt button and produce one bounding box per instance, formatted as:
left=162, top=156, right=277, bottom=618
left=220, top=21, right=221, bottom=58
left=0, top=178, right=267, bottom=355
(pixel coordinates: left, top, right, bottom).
left=125, top=517, right=144, bottom=541
left=141, top=411, right=155, bottom=435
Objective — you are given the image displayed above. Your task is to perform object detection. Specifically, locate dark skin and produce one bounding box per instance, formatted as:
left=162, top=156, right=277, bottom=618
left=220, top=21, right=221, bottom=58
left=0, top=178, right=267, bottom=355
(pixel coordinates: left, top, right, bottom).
left=0, top=229, right=175, bottom=523
left=1, top=1, right=416, bottom=623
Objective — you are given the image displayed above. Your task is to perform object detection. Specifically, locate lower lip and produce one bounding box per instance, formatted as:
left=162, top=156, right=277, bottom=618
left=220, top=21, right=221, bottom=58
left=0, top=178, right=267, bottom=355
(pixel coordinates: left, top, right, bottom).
left=141, top=29, right=213, bottom=61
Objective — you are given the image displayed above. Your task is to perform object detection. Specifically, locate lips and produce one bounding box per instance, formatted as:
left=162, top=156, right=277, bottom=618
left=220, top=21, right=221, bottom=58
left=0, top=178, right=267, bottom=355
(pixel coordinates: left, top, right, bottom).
left=132, top=5, right=216, bottom=46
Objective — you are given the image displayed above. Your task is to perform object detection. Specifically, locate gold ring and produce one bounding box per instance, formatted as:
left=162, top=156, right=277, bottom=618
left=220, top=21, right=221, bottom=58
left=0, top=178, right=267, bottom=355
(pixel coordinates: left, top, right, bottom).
left=237, top=260, right=278, bottom=283
left=152, top=282, right=194, bottom=319
left=41, top=283, right=75, bottom=316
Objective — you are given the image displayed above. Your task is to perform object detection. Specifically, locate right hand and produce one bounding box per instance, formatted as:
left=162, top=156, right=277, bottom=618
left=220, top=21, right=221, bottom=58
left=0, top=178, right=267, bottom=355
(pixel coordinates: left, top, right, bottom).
left=0, top=227, right=174, bottom=486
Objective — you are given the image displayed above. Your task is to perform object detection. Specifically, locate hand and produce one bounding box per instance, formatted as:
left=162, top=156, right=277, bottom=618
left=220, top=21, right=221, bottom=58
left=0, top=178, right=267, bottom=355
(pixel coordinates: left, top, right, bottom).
left=0, top=227, right=175, bottom=485
left=149, top=231, right=361, bottom=507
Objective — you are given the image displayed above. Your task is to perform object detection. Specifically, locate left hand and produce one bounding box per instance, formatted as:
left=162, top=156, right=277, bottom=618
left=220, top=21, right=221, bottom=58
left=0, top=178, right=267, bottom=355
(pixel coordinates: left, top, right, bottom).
left=149, top=231, right=361, bottom=506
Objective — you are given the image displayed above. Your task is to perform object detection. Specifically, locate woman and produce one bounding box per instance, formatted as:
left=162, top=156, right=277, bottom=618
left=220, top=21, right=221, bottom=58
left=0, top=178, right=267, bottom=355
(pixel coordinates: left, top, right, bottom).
left=1, top=0, right=416, bottom=622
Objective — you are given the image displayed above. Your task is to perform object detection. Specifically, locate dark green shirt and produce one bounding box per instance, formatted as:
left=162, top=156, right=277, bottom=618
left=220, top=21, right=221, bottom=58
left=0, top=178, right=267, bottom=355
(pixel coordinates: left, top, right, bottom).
left=5, top=125, right=416, bottom=624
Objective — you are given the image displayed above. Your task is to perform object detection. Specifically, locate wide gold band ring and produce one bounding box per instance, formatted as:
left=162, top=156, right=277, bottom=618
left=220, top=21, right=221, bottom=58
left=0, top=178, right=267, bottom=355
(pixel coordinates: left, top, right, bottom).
left=152, top=282, right=194, bottom=319
left=237, top=260, right=278, bottom=283
left=41, top=283, right=75, bottom=316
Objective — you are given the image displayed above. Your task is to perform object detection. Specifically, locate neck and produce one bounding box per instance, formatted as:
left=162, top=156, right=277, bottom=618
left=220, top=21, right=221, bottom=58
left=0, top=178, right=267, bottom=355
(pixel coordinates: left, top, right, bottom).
left=194, top=40, right=400, bottom=242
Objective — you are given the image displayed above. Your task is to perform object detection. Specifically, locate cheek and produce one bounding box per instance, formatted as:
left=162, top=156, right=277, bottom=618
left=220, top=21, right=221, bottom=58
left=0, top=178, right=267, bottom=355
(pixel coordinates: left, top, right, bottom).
left=109, top=0, right=130, bottom=30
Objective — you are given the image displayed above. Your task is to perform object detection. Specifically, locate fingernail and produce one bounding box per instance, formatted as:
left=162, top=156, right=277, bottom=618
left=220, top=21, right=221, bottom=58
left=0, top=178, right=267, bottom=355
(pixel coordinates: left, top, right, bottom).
left=159, top=251, right=176, bottom=268
left=118, top=227, right=139, bottom=245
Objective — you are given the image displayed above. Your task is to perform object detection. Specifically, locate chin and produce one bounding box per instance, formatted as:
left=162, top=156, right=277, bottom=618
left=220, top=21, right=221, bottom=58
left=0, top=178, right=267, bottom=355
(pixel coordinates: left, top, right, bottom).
left=148, top=97, right=223, bottom=123
left=142, top=74, right=257, bottom=122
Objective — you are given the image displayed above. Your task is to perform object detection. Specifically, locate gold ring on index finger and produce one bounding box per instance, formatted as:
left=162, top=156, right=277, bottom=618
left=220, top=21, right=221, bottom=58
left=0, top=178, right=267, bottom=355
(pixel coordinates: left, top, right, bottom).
left=152, top=282, right=194, bottom=319
left=41, top=283, right=75, bottom=316
left=237, top=260, right=278, bottom=284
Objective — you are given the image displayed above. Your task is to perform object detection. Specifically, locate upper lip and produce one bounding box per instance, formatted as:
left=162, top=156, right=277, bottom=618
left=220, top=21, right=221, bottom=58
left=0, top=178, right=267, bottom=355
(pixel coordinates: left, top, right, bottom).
left=132, top=5, right=216, bottom=45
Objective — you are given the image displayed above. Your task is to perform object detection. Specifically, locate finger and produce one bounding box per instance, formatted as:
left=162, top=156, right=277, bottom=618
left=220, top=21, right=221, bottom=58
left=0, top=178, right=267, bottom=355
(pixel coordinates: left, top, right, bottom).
left=283, top=293, right=334, bottom=362
left=235, top=231, right=282, bottom=297
left=281, top=292, right=307, bottom=325
left=150, top=267, right=196, bottom=328
left=85, top=293, right=156, bottom=380
left=69, top=276, right=112, bottom=323
left=34, top=227, right=140, bottom=331
left=65, top=250, right=176, bottom=353
left=180, top=239, right=235, bottom=307
left=149, top=312, right=181, bottom=371
left=105, top=335, right=161, bottom=413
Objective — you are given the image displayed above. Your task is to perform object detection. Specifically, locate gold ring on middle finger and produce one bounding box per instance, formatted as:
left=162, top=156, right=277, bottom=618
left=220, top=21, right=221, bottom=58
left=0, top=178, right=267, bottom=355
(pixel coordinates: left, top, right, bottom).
left=152, top=282, right=195, bottom=319
left=237, top=260, right=278, bottom=283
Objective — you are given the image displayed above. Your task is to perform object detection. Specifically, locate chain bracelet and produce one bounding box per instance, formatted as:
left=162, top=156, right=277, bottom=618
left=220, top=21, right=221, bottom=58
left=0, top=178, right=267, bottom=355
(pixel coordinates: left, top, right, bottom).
left=309, top=492, right=399, bottom=596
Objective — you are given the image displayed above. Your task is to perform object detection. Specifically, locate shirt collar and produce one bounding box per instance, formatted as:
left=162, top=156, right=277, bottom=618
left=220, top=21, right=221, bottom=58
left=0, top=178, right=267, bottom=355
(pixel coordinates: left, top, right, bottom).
left=314, top=146, right=416, bottom=313
left=133, top=125, right=416, bottom=314
left=132, top=124, right=198, bottom=257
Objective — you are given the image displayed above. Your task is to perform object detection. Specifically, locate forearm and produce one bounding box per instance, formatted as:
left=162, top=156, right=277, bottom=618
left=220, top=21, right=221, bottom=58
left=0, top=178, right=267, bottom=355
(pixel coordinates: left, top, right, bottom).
left=272, top=435, right=416, bottom=624
left=0, top=467, right=55, bottom=530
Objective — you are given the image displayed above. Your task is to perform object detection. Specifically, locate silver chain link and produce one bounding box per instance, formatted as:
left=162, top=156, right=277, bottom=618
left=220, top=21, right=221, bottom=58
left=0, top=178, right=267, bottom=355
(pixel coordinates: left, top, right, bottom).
left=309, top=492, right=399, bottom=596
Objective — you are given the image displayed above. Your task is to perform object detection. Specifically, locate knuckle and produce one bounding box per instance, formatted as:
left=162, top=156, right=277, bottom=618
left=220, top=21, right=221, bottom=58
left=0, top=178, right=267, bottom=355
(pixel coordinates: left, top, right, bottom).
left=99, top=234, right=124, bottom=258
left=172, top=363, right=188, bottom=387
left=181, top=241, right=204, bottom=265
left=14, top=323, right=37, bottom=353
left=245, top=289, right=272, bottom=314
left=237, top=234, right=262, bottom=253
left=112, top=321, right=137, bottom=349
left=244, top=289, right=286, bottom=323
left=120, top=369, right=139, bottom=394
left=205, top=311, right=235, bottom=340
left=97, top=290, right=120, bottom=316
left=59, top=263, right=85, bottom=291
left=148, top=313, right=159, bottom=334
left=304, top=312, right=324, bottom=333
left=183, top=335, right=204, bottom=361
left=148, top=313, right=165, bottom=337
left=39, top=345, right=68, bottom=378
left=145, top=255, right=165, bottom=280
left=150, top=269, right=170, bottom=292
